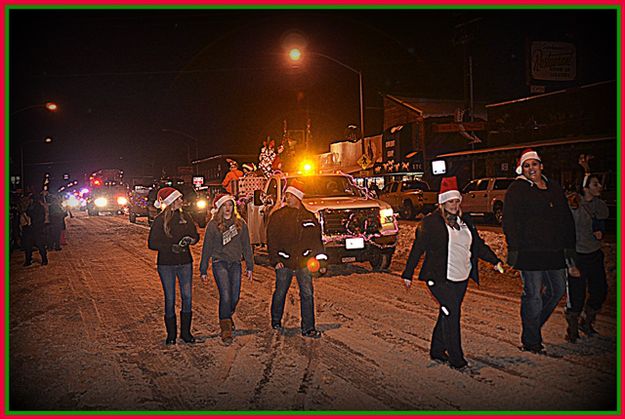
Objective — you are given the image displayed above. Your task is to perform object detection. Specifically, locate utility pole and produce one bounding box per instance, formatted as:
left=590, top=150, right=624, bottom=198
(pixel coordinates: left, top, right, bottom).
left=454, top=16, right=482, bottom=179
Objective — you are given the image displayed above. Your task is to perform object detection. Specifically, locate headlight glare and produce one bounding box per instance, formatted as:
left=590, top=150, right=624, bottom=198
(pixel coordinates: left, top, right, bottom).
left=380, top=208, right=395, bottom=224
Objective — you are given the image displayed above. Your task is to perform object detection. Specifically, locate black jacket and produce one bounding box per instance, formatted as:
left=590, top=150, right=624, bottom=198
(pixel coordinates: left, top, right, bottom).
left=148, top=210, right=199, bottom=266
left=401, top=212, right=500, bottom=285
left=267, top=205, right=324, bottom=270
left=502, top=176, right=576, bottom=270
left=26, top=201, right=46, bottom=232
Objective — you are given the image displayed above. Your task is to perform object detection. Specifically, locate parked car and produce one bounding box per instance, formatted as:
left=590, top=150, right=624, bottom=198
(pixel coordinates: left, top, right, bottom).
left=460, top=177, right=515, bottom=225
left=379, top=179, right=438, bottom=219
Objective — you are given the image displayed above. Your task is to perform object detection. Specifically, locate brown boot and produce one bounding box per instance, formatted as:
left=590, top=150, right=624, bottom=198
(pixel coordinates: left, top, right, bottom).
left=219, top=319, right=233, bottom=345
left=565, top=311, right=580, bottom=343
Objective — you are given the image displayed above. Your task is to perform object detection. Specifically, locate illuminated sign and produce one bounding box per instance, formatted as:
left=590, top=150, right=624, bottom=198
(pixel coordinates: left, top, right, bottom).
left=192, top=176, right=204, bottom=187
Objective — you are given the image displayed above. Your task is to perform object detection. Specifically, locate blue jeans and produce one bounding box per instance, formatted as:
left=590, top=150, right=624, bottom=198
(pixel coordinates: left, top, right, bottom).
left=157, top=263, right=193, bottom=318
left=212, top=260, right=242, bottom=320
left=271, top=267, right=315, bottom=333
left=520, top=269, right=567, bottom=348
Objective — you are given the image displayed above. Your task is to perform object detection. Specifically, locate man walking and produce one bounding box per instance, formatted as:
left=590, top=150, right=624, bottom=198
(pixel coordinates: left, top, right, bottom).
left=267, top=181, right=325, bottom=338
left=503, top=148, right=580, bottom=353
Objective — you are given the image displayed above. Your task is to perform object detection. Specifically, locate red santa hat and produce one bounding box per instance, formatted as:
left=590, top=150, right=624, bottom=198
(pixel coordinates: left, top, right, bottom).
left=285, top=180, right=305, bottom=201
left=211, top=193, right=236, bottom=216
left=438, top=176, right=462, bottom=204
left=155, top=187, right=182, bottom=209
left=515, top=148, right=541, bottom=175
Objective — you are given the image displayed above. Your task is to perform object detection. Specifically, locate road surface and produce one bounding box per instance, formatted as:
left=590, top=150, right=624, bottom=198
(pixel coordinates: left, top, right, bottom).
left=8, top=212, right=618, bottom=412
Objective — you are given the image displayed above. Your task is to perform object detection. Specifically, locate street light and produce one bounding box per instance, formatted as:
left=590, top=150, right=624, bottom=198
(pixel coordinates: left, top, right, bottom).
left=161, top=128, right=200, bottom=172
left=20, top=137, right=53, bottom=189
left=288, top=48, right=365, bottom=141
left=11, top=101, right=59, bottom=116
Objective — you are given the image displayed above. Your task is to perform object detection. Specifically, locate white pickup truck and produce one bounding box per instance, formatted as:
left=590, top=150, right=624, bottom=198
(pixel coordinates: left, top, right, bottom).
left=240, top=172, right=399, bottom=271
left=379, top=179, right=438, bottom=219
left=460, top=177, right=515, bottom=225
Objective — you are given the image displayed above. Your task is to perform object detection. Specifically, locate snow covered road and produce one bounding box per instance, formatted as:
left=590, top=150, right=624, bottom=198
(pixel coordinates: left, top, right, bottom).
left=8, top=212, right=618, bottom=412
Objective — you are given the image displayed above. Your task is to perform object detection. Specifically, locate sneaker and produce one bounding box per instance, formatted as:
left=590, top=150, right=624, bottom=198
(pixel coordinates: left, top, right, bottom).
left=41, top=260, right=49, bottom=266
left=23, top=261, right=33, bottom=267
left=271, top=322, right=282, bottom=330
left=301, top=329, right=322, bottom=339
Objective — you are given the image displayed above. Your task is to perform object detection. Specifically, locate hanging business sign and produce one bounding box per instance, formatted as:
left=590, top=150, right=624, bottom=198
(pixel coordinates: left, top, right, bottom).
left=531, top=41, right=576, bottom=81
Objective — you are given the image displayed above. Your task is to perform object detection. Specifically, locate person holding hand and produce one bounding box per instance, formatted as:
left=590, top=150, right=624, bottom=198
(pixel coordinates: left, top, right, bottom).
left=200, top=194, right=253, bottom=345
left=564, top=155, right=609, bottom=341
left=503, top=149, right=580, bottom=353
left=402, top=177, right=503, bottom=370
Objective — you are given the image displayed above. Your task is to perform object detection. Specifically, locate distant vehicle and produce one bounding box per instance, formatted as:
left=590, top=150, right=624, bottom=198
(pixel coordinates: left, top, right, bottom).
left=147, top=179, right=209, bottom=228
left=127, top=185, right=151, bottom=223
left=86, top=185, right=128, bottom=216
left=89, top=168, right=124, bottom=188
left=460, top=177, right=515, bottom=225
left=201, top=180, right=227, bottom=206
left=379, top=179, right=438, bottom=219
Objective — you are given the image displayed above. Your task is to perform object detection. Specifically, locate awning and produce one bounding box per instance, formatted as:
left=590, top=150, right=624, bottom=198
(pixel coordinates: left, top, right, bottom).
left=436, top=135, right=615, bottom=159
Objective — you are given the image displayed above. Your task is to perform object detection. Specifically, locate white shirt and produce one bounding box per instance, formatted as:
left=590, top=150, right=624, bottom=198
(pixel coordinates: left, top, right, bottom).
left=446, top=218, right=472, bottom=281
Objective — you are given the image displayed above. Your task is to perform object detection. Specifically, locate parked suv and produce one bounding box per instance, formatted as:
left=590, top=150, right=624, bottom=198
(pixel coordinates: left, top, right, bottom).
left=461, top=177, right=515, bottom=224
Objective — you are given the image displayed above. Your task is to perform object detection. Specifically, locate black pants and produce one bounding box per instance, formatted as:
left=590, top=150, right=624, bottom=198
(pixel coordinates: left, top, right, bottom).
left=427, top=278, right=468, bottom=367
left=48, top=222, right=63, bottom=250
left=567, top=249, right=607, bottom=313
left=22, top=227, right=48, bottom=264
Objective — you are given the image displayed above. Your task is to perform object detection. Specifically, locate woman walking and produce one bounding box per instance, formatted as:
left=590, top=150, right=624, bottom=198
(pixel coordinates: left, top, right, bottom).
left=401, top=177, right=503, bottom=370
left=200, top=194, right=253, bottom=345
left=565, top=158, right=610, bottom=342
left=148, top=187, right=199, bottom=345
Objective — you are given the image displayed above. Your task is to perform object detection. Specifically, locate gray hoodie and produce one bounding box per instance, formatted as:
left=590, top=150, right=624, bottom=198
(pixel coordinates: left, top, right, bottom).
left=199, top=218, right=254, bottom=275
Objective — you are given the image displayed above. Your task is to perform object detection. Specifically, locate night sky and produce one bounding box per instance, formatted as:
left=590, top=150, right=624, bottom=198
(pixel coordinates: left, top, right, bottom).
left=8, top=7, right=617, bottom=189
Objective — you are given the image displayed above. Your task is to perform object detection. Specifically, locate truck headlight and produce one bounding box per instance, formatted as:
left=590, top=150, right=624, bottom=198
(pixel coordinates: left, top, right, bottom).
left=196, top=199, right=207, bottom=209
left=117, top=196, right=128, bottom=206
left=94, top=197, right=108, bottom=207
left=380, top=208, right=394, bottom=224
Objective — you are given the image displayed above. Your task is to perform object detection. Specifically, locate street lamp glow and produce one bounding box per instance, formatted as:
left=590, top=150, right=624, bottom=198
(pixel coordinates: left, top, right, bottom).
left=44, top=137, right=53, bottom=143
left=288, top=48, right=302, bottom=62
left=285, top=48, right=365, bottom=140
left=45, top=102, right=58, bottom=111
